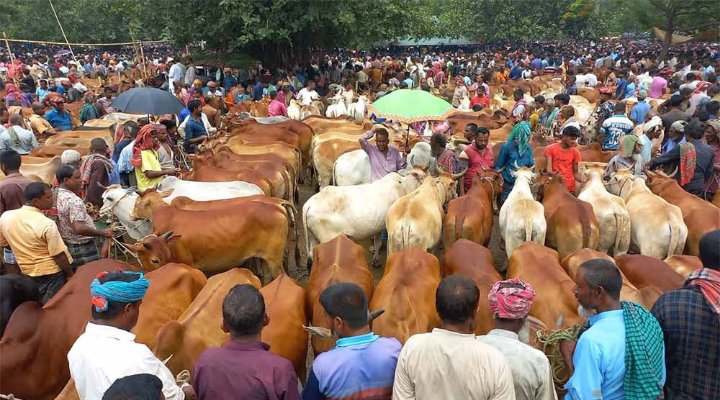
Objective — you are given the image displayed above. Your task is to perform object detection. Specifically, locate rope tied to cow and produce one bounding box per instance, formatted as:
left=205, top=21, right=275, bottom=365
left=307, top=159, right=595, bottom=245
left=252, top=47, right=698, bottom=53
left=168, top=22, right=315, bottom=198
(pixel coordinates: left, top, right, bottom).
left=536, top=324, right=583, bottom=388
left=0, top=394, right=22, bottom=400
left=176, top=370, right=191, bottom=386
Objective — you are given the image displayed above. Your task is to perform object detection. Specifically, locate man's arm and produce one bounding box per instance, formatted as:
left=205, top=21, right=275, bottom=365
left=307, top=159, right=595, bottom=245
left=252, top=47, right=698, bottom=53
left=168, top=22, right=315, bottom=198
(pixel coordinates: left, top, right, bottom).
left=302, top=368, right=324, bottom=400
left=71, top=221, right=112, bottom=238
left=563, top=338, right=603, bottom=400
left=46, top=224, right=73, bottom=277
left=647, top=145, right=680, bottom=170
left=359, top=129, right=374, bottom=152
left=392, top=347, right=416, bottom=400
left=492, top=358, right=516, bottom=400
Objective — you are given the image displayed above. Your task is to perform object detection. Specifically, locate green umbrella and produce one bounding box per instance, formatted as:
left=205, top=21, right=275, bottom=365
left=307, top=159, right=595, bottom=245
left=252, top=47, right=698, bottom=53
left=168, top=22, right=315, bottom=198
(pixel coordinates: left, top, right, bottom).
left=368, top=89, right=455, bottom=123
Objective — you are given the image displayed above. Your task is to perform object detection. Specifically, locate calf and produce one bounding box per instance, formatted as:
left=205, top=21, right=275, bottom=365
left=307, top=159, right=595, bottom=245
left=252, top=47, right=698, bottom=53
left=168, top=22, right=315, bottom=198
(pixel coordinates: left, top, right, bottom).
left=370, top=248, right=441, bottom=343
left=498, top=168, right=546, bottom=257
left=442, top=240, right=499, bottom=334
left=443, top=169, right=502, bottom=247
left=306, top=235, right=374, bottom=354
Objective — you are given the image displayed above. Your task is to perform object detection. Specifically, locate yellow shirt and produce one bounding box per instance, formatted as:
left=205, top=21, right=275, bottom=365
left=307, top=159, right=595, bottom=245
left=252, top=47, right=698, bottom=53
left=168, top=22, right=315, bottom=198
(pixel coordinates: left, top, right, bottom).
left=0, top=205, right=72, bottom=276
left=135, top=149, right=163, bottom=192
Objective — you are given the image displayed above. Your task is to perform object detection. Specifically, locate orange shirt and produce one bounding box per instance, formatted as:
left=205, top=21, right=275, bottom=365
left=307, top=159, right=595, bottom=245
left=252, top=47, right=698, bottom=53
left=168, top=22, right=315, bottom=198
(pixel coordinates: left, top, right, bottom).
left=544, top=143, right=581, bottom=192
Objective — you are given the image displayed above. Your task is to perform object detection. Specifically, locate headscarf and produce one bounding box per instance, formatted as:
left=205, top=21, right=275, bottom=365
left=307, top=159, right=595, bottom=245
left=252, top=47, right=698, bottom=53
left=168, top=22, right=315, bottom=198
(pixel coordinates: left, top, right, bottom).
left=131, top=124, right=164, bottom=168
left=507, top=121, right=531, bottom=156
left=620, top=134, right=640, bottom=158
left=706, top=120, right=720, bottom=140
left=90, top=271, right=149, bottom=312
left=488, top=278, right=536, bottom=319
left=678, top=141, right=696, bottom=187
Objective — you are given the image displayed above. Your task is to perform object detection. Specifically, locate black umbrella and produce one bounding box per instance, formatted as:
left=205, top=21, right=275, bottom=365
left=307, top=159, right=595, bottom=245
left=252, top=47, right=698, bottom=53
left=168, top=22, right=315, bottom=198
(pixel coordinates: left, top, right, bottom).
left=112, top=87, right=185, bottom=115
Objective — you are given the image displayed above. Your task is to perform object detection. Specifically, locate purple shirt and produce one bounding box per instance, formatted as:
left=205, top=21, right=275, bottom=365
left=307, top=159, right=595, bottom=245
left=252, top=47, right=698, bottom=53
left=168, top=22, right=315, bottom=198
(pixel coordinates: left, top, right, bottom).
left=359, top=130, right=407, bottom=181
left=192, top=340, right=300, bottom=400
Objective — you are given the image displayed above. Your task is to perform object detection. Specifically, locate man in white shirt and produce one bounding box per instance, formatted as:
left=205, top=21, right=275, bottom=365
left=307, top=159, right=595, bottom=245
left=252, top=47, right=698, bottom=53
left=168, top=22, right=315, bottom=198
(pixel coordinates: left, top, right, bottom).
left=67, top=271, right=192, bottom=400
left=393, top=275, right=515, bottom=400
left=0, top=114, right=39, bottom=155
left=478, top=279, right=557, bottom=400
left=296, top=81, right=320, bottom=106
left=167, top=59, right=186, bottom=93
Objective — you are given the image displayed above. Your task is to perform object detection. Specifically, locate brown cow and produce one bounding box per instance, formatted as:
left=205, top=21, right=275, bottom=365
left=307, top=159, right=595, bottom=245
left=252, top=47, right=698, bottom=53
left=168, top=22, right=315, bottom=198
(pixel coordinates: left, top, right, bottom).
left=0, top=156, right=61, bottom=184
left=664, top=255, right=702, bottom=278
left=227, top=120, right=312, bottom=165
left=154, top=268, right=262, bottom=374
left=443, top=170, right=502, bottom=247
left=614, top=254, right=684, bottom=308
left=646, top=171, right=720, bottom=256
left=301, top=116, right=368, bottom=134
left=537, top=173, right=600, bottom=259
left=306, top=235, right=374, bottom=353
left=187, top=162, right=274, bottom=196
left=0, top=260, right=205, bottom=400
left=507, top=243, right=581, bottom=330
left=442, top=240, right=499, bottom=334
left=31, top=143, right=90, bottom=157
left=259, top=274, right=308, bottom=378
left=370, top=248, right=441, bottom=343
left=132, top=197, right=294, bottom=282
left=561, top=249, right=654, bottom=309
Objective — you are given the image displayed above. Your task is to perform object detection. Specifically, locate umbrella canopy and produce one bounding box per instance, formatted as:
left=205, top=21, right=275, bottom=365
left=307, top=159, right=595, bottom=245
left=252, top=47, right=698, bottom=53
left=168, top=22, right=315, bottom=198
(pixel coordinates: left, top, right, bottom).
left=112, top=87, right=185, bottom=115
left=368, top=89, right=455, bottom=123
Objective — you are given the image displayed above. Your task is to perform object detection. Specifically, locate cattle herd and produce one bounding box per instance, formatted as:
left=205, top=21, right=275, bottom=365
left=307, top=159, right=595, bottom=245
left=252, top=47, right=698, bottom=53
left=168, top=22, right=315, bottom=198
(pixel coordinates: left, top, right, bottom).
left=1, top=72, right=720, bottom=400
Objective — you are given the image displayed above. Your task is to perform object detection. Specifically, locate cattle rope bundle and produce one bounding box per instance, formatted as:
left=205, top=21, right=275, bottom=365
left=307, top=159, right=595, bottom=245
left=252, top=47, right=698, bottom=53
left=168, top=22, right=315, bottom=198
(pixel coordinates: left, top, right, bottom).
left=536, top=324, right=583, bottom=387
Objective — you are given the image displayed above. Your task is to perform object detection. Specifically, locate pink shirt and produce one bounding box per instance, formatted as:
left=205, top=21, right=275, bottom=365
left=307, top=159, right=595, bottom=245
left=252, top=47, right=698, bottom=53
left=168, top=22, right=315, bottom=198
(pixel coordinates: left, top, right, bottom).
left=649, top=76, right=667, bottom=99
left=463, top=144, right=494, bottom=191
left=267, top=99, right=287, bottom=117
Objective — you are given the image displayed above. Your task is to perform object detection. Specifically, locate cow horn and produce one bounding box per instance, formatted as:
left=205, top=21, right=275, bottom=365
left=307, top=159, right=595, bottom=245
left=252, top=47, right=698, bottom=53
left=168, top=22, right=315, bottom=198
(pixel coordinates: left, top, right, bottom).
left=667, top=166, right=678, bottom=178
left=369, top=309, right=385, bottom=321
left=96, top=182, right=109, bottom=190
left=302, top=325, right=333, bottom=338
left=159, top=231, right=175, bottom=241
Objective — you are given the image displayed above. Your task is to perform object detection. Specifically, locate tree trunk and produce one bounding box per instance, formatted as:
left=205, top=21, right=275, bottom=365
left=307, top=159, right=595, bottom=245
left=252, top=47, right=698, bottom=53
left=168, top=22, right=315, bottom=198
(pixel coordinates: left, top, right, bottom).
left=661, top=14, right=674, bottom=61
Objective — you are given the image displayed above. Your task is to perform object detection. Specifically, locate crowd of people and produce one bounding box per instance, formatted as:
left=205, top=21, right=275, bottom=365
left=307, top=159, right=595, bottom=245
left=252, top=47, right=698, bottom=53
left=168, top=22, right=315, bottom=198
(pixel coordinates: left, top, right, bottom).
left=1, top=37, right=720, bottom=400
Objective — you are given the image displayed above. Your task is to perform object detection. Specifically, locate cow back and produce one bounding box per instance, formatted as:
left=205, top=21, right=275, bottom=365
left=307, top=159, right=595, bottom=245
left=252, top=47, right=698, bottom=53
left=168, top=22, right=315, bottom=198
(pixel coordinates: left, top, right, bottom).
left=0, top=259, right=130, bottom=400
left=615, top=254, right=684, bottom=294
left=154, top=268, right=260, bottom=375
left=507, top=243, right=580, bottom=329
left=260, top=274, right=308, bottom=378
left=371, top=248, right=441, bottom=343
left=442, top=240, right=499, bottom=334
left=663, top=255, right=701, bottom=279
left=307, top=235, right=374, bottom=354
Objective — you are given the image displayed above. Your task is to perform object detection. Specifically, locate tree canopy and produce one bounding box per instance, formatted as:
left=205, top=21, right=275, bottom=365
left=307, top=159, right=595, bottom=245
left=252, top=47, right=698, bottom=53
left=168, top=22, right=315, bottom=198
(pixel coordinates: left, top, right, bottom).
left=3, top=0, right=718, bottom=63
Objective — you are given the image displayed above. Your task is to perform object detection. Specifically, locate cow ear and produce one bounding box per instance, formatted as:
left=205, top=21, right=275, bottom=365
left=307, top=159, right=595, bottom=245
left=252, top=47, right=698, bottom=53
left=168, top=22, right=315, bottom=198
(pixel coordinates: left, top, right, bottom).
left=158, top=190, right=173, bottom=198
left=303, top=325, right=333, bottom=338
left=159, top=231, right=181, bottom=242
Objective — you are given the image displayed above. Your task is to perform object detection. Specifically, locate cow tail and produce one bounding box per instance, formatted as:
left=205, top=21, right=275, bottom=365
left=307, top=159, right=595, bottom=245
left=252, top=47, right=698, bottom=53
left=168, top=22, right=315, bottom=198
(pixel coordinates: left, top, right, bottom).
left=667, top=223, right=680, bottom=258
left=578, top=203, right=592, bottom=249
left=331, top=158, right=337, bottom=186
left=454, top=213, right=465, bottom=244
left=613, top=211, right=631, bottom=256
left=525, top=217, right=534, bottom=243
left=279, top=201, right=299, bottom=274
left=281, top=169, right=292, bottom=202
left=302, top=203, right=312, bottom=269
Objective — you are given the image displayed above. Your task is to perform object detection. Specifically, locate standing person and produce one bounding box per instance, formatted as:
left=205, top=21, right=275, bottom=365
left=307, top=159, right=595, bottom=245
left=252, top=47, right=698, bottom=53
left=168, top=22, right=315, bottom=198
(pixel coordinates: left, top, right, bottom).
left=0, top=114, right=39, bottom=155
left=29, top=102, right=56, bottom=137
left=115, top=122, right=139, bottom=187
left=267, top=90, right=288, bottom=117
left=132, top=124, right=177, bottom=192
left=80, top=138, right=114, bottom=208
left=167, top=58, right=186, bottom=94
left=459, top=125, right=493, bottom=193
left=430, top=133, right=459, bottom=174
left=660, top=95, right=689, bottom=133
left=647, top=119, right=715, bottom=197
left=296, top=81, right=319, bottom=106
left=494, top=121, right=535, bottom=203
left=183, top=100, right=208, bottom=154
left=652, top=230, right=720, bottom=399
left=36, top=79, right=50, bottom=103
left=393, top=275, right=515, bottom=400
left=44, top=97, right=74, bottom=131
left=303, top=283, right=401, bottom=400
left=630, top=91, right=651, bottom=124
left=649, top=72, right=668, bottom=99
left=0, top=150, right=32, bottom=273
left=95, top=87, right=115, bottom=116
left=157, top=120, right=177, bottom=170
left=451, top=77, right=468, bottom=107
left=511, top=89, right=528, bottom=121
left=68, top=271, right=191, bottom=400
left=103, top=374, right=164, bottom=400
left=55, top=165, right=112, bottom=269
left=545, top=126, right=582, bottom=193
left=0, top=182, right=73, bottom=303
left=359, top=126, right=406, bottom=181
left=478, top=279, right=557, bottom=400
left=79, top=92, right=99, bottom=123
left=604, top=135, right=645, bottom=178
left=193, top=284, right=299, bottom=400
left=594, top=88, right=615, bottom=130
left=563, top=259, right=665, bottom=400
left=599, top=102, right=634, bottom=152
left=184, top=57, right=196, bottom=87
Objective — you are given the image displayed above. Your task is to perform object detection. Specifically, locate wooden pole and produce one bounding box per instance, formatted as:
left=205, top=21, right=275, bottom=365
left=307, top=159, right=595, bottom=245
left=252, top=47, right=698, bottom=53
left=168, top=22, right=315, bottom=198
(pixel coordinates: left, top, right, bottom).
left=2, top=32, right=20, bottom=87
left=48, top=0, right=83, bottom=76
left=138, top=41, right=148, bottom=81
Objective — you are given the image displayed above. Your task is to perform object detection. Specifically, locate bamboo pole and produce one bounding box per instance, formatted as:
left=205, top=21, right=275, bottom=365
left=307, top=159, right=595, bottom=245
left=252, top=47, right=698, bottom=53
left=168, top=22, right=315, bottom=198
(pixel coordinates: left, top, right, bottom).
left=2, top=32, right=20, bottom=87
left=48, top=0, right=83, bottom=76
left=3, top=37, right=168, bottom=46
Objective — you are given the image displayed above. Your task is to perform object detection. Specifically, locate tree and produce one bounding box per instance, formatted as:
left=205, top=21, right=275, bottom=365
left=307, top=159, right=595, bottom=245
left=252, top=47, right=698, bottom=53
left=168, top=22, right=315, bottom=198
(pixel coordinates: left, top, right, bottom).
left=636, top=0, right=720, bottom=46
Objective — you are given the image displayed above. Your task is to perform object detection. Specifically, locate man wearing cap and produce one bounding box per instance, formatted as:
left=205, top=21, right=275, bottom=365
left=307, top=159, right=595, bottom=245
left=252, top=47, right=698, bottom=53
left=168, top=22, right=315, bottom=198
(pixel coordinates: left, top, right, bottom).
left=303, top=283, right=401, bottom=400
left=44, top=97, right=74, bottom=131
left=630, top=91, right=651, bottom=124
left=478, top=279, right=557, bottom=400
left=68, top=270, right=191, bottom=400
left=594, top=87, right=615, bottom=129
left=393, top=275, right=515, bottom=400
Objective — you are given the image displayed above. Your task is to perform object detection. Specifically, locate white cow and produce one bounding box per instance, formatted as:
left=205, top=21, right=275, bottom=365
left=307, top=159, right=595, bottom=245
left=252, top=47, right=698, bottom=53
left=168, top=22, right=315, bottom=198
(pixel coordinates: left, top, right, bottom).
left=303, top=169, right=426, bottom=266
left=606, top=169, right=687, bottom=258
left=288, top=99, right=302, bottom=120
left=100, top=186, right=152, bottom=240
left=325, top=95, right=348, bottom=118
left=156, top=176, right=264, bottom=203
left=498, top=168, right=546, bottom=257
left=578, top=165, right=631, bottom=255
left=347, top=95, right=368, bottom=122
left=333, top=142, right=433, bottom=186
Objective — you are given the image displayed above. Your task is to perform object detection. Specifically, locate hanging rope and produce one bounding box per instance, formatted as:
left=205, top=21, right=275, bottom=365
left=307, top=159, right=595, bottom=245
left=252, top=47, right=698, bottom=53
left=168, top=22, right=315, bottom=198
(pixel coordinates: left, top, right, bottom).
left=47, top=0, right=81, bottom=72
left=2, top=37, right=169, bottom=47
left=0, top=394, right=23, bottom=400
left=535, top=324, right=583, bottom=388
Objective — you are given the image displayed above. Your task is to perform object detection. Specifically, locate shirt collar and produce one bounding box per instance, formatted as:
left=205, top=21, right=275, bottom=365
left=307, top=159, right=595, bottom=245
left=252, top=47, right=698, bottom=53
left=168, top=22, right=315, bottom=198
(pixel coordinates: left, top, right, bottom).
left=21, top=205, right=42, bottom=213
left=336, top=332, right=379, bottom=348
left=487, top=328, right=520, bottom=341
left=85, top=321, right=136, bottom=341
left=224, top=339, right=270, bottom=351
left=588, top=309, right=623, bottom=325
left=431, top=328, right=476, bottom=338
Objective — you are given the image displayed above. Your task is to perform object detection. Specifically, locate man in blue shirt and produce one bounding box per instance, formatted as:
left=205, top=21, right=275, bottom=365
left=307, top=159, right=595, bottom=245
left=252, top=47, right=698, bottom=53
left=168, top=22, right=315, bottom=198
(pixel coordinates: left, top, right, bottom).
left=563, top=259, right=665, bottom=400
left=184, top=100, right=207, bottom=154
left=629, top=90, right=651, bottom=124
left=303, top=283, right=400, bottom=400
left=44, top=98, right=73, bottom=131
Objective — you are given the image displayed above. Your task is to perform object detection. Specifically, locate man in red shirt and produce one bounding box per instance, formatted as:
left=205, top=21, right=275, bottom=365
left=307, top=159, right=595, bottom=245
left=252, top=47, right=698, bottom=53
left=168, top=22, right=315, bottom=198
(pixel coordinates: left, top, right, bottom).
left=544, top=126, right=582, bottom=193
left=267, top=90, right=288, bottom=117
left=459, top=125, right=493, bottom=193
left=469, top=86, right=491, bottom=111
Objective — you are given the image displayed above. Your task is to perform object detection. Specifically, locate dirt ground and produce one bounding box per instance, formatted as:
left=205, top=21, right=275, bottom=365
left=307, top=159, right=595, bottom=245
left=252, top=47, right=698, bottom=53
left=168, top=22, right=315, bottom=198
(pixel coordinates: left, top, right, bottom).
left=288, top=181, right=509, bottom=286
